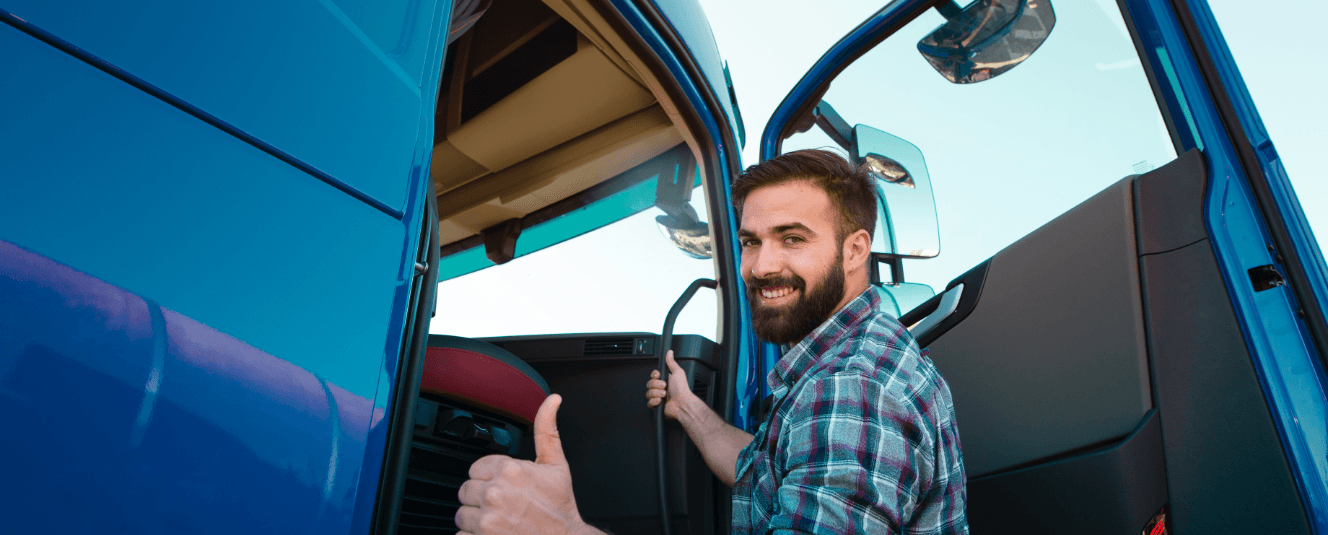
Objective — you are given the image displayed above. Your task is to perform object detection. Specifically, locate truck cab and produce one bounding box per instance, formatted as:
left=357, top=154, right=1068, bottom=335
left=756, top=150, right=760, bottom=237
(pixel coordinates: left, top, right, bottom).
left=0, top=0, right=1324, bottom=534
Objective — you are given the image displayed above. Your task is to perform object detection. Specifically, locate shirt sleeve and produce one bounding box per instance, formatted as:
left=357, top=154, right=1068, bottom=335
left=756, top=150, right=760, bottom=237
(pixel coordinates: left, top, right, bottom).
left=765, top=369, right=936, bottom=535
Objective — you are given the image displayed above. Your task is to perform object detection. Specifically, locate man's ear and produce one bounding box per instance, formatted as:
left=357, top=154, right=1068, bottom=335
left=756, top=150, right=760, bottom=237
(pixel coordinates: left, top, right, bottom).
left=843, top=229, right=872, bottom=274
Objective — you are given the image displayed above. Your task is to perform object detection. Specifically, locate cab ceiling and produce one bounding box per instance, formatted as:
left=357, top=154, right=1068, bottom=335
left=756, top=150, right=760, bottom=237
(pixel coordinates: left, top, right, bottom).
left=432, top=0, right=702, bottom=248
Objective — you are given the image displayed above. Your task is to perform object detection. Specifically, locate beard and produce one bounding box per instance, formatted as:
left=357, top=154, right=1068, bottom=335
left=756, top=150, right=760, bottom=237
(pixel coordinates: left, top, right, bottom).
left=745, top=250, right=846, bottom=346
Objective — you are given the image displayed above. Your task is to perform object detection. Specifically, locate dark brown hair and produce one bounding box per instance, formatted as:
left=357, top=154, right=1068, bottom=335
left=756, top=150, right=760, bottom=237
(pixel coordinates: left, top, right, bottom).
left=731, top=149, right=877, bottom=242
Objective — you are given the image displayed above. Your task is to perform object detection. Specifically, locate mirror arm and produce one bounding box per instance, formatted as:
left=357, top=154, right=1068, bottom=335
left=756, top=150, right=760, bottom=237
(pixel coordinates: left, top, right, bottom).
left=935, top=0, right=963, bottom=21
left=871, top=253, right=907, bottom=285
left=813, top=101, right=854, bottom=152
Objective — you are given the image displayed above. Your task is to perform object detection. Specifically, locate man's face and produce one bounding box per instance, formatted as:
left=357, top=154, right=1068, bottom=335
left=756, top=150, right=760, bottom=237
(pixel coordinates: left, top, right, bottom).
left=738, top=180, right=847, bottom=345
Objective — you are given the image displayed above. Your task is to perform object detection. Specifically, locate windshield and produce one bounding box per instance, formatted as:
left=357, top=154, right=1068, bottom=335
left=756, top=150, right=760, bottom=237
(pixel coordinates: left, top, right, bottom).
left=431, top=182, right=719, bottom=340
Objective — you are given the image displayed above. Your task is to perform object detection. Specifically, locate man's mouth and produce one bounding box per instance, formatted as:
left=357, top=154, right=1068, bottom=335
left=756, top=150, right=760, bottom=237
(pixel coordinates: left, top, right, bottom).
left=759, top=286, right=795, bottom=300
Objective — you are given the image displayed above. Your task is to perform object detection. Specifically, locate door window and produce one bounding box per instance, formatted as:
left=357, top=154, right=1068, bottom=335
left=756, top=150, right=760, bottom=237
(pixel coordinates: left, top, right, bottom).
left=780, top=0, right=1177, bottom=291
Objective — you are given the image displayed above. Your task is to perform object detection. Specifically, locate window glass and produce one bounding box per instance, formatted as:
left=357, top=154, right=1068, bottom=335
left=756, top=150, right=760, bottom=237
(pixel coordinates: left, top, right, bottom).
left=782, top=0, right=1176, bottom=292
left=431, top=183, right=720, bottom=340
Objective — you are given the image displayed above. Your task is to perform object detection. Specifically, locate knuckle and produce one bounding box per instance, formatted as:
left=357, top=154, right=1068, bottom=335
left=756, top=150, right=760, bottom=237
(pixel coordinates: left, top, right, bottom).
left=499, top=461, right=522, bottom=478
left=483, top=485, right=503, bottom=504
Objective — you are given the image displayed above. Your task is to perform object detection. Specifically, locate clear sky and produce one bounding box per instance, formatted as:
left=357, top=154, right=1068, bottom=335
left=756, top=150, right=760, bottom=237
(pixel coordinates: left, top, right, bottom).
left=699, top=0, right=1325, bottom=266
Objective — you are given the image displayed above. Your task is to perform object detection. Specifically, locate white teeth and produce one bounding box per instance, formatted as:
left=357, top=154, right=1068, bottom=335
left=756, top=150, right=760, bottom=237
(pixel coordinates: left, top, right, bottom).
left=761, top=287, right=792, bottom=299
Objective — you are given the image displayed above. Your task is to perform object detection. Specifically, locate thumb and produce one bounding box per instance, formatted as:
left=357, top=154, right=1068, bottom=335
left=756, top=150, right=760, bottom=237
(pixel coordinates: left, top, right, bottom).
left=534, top=394, right=567, bottom=467
left=665, top=350, right=686, bottom=376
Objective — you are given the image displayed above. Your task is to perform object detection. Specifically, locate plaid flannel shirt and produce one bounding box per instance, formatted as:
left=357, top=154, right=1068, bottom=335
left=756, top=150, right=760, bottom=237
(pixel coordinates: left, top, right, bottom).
left=732, top=287, right=967, bottom=534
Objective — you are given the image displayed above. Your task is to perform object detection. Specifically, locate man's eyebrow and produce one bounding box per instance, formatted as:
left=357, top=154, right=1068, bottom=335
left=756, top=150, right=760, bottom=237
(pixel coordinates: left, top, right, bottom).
left=738, top=222, right=816, bottom=237
left=772, top=222, right=815, bottom=235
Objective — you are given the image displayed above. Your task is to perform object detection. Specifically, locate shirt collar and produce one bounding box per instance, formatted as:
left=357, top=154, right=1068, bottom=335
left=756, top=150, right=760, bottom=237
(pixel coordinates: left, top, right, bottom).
left=767, top=286, right=881, bottom=396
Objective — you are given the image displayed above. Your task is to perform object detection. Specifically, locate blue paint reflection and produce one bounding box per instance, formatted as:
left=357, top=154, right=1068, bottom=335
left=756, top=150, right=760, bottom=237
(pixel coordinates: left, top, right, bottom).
left=0, top=240, right=379, bottom=533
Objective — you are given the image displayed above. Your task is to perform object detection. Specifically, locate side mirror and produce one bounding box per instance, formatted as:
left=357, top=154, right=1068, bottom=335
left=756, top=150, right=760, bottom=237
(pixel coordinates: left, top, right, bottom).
left=654, top=150, right=713, bottom=259
left=918, top=0, right=1056, bottom=84
left=656, top=207, right=713, bottom=260
left=852, top=125, right=940, bottom=259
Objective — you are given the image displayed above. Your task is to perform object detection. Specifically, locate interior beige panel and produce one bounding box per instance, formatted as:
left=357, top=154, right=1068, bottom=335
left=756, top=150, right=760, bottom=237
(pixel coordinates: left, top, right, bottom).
left=438, top=105, right=675, bottom=222
left=500, top=110, right=679, bottom=209
left=437, top=219, right=474, bottom=246
left=448, top=201, right=527, bottom=235
left=434, top=0, right=713, bottom=250
left=430, top=140, right=490, bottom=195
left=539, top=0, right=707, bottom=178
left=445, top=36, right=655, bottom=172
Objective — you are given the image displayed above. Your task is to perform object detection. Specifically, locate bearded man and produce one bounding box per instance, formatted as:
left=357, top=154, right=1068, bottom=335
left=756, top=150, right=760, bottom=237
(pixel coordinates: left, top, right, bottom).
left=455, top=149, right=967, bottom=535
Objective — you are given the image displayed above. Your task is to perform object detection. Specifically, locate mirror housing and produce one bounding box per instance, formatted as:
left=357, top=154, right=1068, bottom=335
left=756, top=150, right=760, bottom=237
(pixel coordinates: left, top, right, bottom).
left=653, top=148, right=713, bottom=259
left=655, top=206, right=713, bottom=260
left=917, top=0, right=1056, bottom=84
left=852, top=125, right=940, bottom=259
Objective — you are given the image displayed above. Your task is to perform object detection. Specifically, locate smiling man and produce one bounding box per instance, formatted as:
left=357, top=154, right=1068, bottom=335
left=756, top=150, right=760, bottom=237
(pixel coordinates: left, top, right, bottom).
left=649, top=149, right=967, bottom=534
left=456, top=149, right=966, bottom=535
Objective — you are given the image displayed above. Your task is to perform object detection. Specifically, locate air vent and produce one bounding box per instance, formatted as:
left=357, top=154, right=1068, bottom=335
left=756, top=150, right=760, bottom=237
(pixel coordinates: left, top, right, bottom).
left=692, top=376, right=710, bottom=403
left=401, top=472, right=462, bottom=534
left=401, top=446, right=476, bottom=534
left=584, top=338, right=634, bottom=356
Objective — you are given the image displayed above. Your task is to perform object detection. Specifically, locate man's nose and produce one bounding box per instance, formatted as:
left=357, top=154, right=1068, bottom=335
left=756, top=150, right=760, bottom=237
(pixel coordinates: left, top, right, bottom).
left=747, top=244, right=784, bottom=279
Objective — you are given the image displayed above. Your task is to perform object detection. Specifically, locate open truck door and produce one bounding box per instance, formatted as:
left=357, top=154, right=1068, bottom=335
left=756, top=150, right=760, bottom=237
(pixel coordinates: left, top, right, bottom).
left=0, top=0, right=752, bottom=534
left=759, top=1, right=1327, bottom=533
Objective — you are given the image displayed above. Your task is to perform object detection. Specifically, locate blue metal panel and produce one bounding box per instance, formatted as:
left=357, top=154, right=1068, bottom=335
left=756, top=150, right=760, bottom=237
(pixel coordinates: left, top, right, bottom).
left=2, top=0, right=443, bottom=213
left=1122, top=0, right=1328, bottom=529
left=0, top=239, right=382, bottom=533
left=0, top=9, right=452, bottom=529
left=606, top=0, right=757, bottom=431
left=2, top=0, right=447, bottom=529
left=0, top=22, right=408, bottom=400
left=1180, top=0, right=1328, bottom=322
left=648, top=0, right=740, bottom=145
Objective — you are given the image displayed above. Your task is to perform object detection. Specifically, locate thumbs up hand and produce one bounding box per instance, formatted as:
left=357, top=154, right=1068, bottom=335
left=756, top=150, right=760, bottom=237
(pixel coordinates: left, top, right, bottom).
left=456, top=394, right=603, bottom=535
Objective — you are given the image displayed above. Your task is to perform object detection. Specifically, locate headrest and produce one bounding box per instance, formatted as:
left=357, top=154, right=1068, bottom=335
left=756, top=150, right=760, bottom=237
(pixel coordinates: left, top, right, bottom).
left=423, top=335, right=550, bottom=427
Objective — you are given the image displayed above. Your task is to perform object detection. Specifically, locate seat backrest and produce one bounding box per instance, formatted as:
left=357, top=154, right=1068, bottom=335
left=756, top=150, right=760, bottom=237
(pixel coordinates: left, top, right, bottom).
left=423, top=334, right=551, bottom=427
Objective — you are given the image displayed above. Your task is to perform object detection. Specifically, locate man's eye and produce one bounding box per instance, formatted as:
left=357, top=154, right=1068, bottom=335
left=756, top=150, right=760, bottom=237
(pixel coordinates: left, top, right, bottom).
left=783, top=236, right=805, bottom=244
left=740, top=238, right=759, bottom=248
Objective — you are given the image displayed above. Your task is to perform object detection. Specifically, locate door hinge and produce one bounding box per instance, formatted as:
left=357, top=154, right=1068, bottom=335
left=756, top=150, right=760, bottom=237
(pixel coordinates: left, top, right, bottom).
left=1248, top=264, right=1286, bottom=292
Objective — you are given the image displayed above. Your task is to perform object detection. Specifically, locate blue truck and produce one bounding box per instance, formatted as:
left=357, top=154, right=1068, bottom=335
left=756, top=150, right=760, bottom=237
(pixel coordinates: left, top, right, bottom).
left=1, top=0, right=1324, bottom=534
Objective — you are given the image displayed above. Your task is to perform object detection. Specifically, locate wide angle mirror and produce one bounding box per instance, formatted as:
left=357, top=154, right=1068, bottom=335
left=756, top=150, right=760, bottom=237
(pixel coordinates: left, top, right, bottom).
left=855, top=124, right=940, bottom=259
left=918, top=0, right=1056, bottom=84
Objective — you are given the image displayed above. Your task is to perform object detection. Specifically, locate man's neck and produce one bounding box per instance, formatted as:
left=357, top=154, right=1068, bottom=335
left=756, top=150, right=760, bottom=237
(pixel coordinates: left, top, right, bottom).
left=831, top=277, right=871, bottom=318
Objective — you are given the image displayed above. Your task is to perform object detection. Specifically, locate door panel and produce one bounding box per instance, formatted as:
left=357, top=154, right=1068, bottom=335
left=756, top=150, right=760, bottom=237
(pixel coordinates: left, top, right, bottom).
left=3, top=0, right=444, bottom=212
left=928, top=176, right=1151, bottom=477
left=929, top=150, right=1309, bottom=533
left=1135, top=151, right=1309, bottom=534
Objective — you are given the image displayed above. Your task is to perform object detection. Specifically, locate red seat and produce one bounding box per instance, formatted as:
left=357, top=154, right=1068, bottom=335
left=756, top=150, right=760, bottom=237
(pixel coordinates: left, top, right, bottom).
left=422, top=335, right=550, bottom=426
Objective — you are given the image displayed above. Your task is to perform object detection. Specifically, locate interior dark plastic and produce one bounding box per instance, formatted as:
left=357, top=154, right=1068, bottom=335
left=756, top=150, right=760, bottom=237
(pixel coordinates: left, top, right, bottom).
left=484, top=333, right=722, bottom=535
left=398, top=336, right=551, bottom=535
left=924, top=149, right=1309, bottom=534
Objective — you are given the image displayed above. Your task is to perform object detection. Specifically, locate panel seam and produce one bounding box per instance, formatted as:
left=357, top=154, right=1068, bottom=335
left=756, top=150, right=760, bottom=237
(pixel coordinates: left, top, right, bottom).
left=0, top=9, right=404, bottom=221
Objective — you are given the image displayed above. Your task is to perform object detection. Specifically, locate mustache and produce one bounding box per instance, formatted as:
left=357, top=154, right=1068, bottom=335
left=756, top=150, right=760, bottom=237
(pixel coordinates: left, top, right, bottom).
left=748, top=275, right=805, bottom=292
left=746, top=275, right=805, bottom=305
